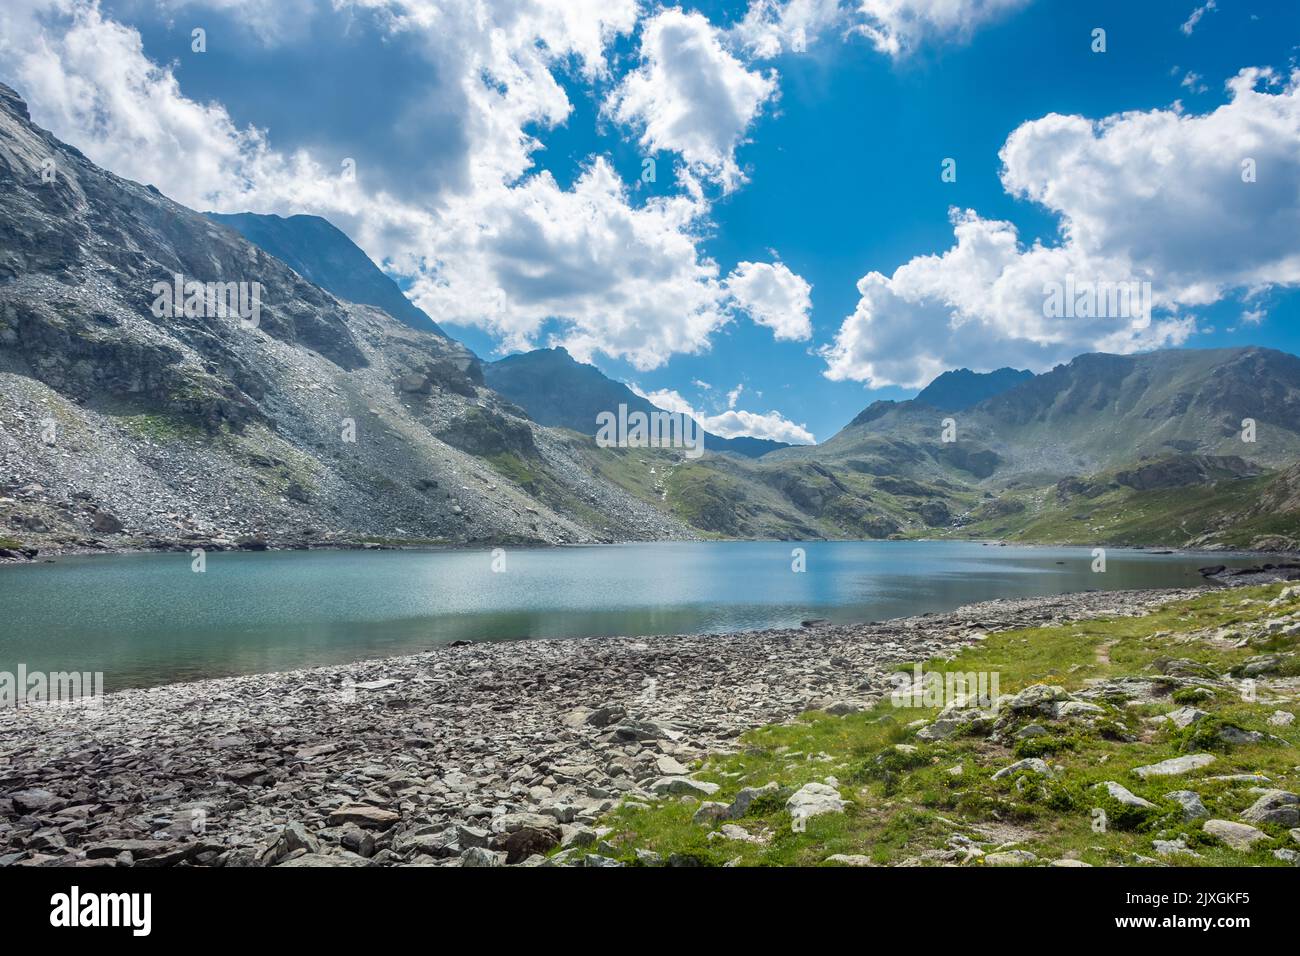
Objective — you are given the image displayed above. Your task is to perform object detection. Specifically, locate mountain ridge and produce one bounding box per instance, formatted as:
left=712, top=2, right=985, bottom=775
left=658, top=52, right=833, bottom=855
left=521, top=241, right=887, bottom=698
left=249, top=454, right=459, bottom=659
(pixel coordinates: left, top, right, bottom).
left=205, top=211, right=446, bottom=337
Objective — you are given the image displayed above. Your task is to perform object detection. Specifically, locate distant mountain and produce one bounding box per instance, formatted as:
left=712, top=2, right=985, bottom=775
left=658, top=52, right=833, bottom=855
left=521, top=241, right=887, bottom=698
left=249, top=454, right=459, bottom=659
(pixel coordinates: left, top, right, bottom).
left=775, top=347, right=1300, bottom=486
left=915, top=367, right=1033, bottom=410
left=205, top=212, right=445, bottom=336
left=484, top=347, right=792, bottom=458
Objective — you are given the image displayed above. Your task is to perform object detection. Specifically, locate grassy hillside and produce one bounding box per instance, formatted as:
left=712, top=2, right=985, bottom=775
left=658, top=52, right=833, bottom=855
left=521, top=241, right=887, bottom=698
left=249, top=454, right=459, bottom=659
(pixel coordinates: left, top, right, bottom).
left=934, top=459, right=1300, bottom=550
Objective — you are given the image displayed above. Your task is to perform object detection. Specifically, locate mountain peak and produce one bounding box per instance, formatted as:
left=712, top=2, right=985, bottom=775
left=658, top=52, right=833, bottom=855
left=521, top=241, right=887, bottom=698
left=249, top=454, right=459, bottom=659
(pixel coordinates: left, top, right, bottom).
left=914, top=367, right=1034, bottom=411
left=0, top=83, right=30, bottom=122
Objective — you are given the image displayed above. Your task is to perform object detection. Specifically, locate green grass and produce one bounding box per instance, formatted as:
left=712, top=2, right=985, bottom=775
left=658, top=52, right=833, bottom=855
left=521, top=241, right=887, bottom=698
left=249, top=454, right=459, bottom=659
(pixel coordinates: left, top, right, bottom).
left=589, top=584, right=1300, bottom=867
left=0, top=535, right=25, bottom=550
left=112, top=411, right=204, bottom=442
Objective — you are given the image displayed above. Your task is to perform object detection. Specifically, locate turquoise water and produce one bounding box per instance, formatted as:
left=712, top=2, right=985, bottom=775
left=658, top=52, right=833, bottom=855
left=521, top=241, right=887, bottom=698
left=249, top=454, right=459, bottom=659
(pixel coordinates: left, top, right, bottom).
left=0, top=541, right=1250, bottom=690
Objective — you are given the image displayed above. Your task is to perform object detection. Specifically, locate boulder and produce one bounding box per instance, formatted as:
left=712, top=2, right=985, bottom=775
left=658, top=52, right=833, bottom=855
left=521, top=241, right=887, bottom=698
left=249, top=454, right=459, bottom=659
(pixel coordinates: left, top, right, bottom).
left=726, top=782, right=781, bottom=819
left=504, top=827, right=559, bottom=864
left=786, top=782, right=846, bottom=822
left=1203, top=819, right=1268, bottom=851
left=1164, top=790, right=1209, bottom=821
left=1239, top=790, right=1299, bottom=827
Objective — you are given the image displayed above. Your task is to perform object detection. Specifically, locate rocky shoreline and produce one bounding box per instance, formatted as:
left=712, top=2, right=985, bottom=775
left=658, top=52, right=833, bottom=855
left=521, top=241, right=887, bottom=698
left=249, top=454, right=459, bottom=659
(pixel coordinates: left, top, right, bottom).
left=0, top=585, right=1223, bottom=868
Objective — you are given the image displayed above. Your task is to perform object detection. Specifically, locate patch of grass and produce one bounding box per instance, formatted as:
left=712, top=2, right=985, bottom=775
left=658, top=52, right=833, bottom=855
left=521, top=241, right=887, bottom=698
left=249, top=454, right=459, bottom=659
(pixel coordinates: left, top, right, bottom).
left=113, top=411, right=204, bottom=442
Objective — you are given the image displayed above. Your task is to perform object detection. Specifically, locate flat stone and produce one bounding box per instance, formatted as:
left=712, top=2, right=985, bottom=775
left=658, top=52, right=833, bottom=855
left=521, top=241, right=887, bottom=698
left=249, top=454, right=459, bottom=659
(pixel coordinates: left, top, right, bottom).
left=10, top=789, right=59, bottom=814
left=825, top=854, right=874, bottom=866
left=655, top=755, right=689, bottom=775
left=649, top=776, right=719, bottom=798
left=326, top=805, right=399, bottom=829
left=277, top=852, right=371, bottom=867
left=1132, top=753, right=1215, bottom=779
left=984, top=850, right=1038, bottom=866
left=1054, top=700, right=1105, bottom=718
left=1095, top=781, right=1154, bottom=809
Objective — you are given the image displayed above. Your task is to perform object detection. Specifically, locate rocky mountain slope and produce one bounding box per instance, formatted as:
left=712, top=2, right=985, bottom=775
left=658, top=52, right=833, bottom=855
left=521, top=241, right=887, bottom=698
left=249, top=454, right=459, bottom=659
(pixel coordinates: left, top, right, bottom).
left=205, top=211, right=445, bottom=336
left=483, top=347, right=791, bottom=458
left=0, top=83, right=695, bottom=557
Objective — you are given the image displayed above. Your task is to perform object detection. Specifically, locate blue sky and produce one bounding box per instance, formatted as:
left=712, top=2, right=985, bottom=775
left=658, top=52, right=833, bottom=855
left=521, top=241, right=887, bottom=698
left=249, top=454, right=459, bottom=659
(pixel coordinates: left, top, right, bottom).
left=4, top=0, right=1299, bottom=443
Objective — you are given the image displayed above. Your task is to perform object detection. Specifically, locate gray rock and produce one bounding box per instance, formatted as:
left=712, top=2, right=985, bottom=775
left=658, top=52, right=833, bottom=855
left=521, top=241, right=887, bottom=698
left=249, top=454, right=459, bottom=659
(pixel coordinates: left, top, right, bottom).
left=984, top=850, right=1038, bottom=866
left=654, top=755, right=689, bottom=776
left=1132, top=753, right=1215, bottom=779
left=1203, top=819, right=1268, bottom=850
left=459, top=846, right=501, bottom=867
left=1153, top=837, right=1200, bottom=858
left=326, top=805, right=399, bottom=829
left=1165, top=706, right=1208, bottom=728
left=991, top=758, right=1054, bottom=781
left=1239, top=790, right=1300, bottom=827
left=1164, top=790, right=1209, bottom=821
left=649, top=776, right=720, bottom=798
left=1095, top=781, right=1154, bottom=809
left=693, top=801, right=730, bottom=825
left=786, top=782, right=847, bottom=822
left=1007, top=685, right=1069, bottom=714
left=277, top=852, right=372, bottom=867
left=1054, top=700, right=1105, bottom=718
left=10, top=789, right=58, bottom=814
left=726, top=781, right=780, bottom=819
left=1215, top=725, right=1265, bottom=746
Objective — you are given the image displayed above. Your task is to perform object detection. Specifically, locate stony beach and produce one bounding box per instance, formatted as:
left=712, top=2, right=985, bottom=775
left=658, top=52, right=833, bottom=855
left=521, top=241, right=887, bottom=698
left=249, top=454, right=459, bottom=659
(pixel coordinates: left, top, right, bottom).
left=0, top=586, right=1208, bottom=868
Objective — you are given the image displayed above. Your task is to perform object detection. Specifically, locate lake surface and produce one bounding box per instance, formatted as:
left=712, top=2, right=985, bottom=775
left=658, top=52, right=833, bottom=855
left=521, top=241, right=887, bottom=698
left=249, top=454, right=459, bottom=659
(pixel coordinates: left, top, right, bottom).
left=0, top=541, right=1252, bottom=690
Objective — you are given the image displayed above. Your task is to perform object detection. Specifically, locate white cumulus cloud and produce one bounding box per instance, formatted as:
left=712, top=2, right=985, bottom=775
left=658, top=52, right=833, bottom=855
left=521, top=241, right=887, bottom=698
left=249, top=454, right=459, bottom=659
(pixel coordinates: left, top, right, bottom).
left=823, top=67, right=1300, bottom=388
left=606, top=8, right=778, bottom=191
left=725, top=261, right=814, bottom=341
